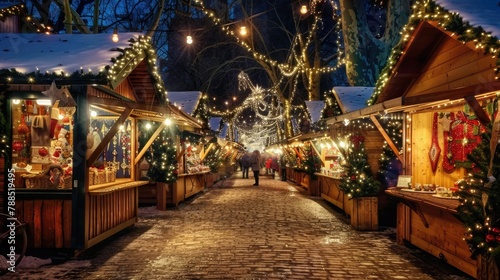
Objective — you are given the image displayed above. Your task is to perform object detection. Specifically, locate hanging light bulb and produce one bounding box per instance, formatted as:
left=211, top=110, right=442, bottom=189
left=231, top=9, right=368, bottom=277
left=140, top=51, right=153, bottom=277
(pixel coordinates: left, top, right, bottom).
left=239, top=26, right=247, bottom=36
left=300, top=5, right=308, bottom=15
left=186, top=35, right=193, bottom=45
left=112, top=28, right=119, bottom=42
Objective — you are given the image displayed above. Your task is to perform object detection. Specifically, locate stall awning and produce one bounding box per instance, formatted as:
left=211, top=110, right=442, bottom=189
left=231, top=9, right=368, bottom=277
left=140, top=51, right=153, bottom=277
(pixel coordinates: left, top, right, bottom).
left=88, top=87, right=203, bottom=129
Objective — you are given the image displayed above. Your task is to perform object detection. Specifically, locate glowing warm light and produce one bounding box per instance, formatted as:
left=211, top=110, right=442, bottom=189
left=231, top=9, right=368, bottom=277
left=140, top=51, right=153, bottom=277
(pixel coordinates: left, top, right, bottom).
left=112, top=28, right=119, bottom=42
left=300, top=5, right=308, bottom=15
left=90, top=110, right=97, bottom=117
left=165, top=118, right=172, bottom=125
left=12, top=99, right=20, bottom=105
left=239, top=26, right=247, bottom=36
left=186, top=35, right=193, bottom=45
left=36, top=99, right=51, bottom=106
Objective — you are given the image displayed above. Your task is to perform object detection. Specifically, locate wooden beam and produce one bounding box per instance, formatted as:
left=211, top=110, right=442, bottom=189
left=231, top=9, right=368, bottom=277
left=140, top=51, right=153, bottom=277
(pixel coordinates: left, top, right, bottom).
left=133, top=122, right=167, bottom=165
left=176, top=147, right=186, bottom=162
left=200, top=143, right=214, bottom=161
left=370, top=115, right=403, bottom=163
left=87, top=107, right=133, bottom=166
left=403, top=81, right=500, bottom=105
left=465, top=95, right=491, bottom=125
left=309, top=141, right=325, bottom=166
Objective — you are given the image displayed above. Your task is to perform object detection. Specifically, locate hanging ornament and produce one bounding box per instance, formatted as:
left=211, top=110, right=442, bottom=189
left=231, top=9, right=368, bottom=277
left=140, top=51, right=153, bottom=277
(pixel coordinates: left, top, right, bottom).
left=428, top=112, right=441, bottom=173
left=12, top=140, right=24, bottom=152
left=17, top=116, right=29, bottom=135
left=38, top=147, right=49, bottom=157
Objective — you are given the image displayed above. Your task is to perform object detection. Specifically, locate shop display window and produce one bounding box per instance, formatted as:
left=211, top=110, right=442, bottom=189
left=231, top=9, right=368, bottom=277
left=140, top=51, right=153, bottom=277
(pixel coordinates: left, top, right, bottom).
left=88, top=107, right=133, bottom=186
left=11, top=98, right=74, bottom=189
left=184, top=140, right=210, bottom=174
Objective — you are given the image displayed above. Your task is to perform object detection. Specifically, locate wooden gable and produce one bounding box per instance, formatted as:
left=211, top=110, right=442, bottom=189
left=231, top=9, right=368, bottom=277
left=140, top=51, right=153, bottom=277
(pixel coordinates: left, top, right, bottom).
left=377, top=21, right=500, bottom=106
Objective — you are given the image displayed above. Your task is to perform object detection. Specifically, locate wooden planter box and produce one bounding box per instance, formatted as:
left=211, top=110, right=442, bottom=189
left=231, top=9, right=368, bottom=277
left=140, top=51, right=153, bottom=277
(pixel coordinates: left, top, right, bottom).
left=350, top=197, right=378, bottom=231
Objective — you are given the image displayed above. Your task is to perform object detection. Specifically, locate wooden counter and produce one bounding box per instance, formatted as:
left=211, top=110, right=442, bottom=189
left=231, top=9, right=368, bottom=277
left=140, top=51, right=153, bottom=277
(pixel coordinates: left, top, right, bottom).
left=316, top=173, right=351, bottom=216
left=86, top=180, right=148, bottom=248
left=156, top=172, right=209, bottom=209
left=385, top=189, right=476, bottom=278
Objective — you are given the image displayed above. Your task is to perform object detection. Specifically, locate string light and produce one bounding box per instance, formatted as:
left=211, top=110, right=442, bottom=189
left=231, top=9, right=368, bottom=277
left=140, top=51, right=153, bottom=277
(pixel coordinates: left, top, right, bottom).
left=112, top=28, right=119, bottom=42
left=369, top=0, right=500, bottom=106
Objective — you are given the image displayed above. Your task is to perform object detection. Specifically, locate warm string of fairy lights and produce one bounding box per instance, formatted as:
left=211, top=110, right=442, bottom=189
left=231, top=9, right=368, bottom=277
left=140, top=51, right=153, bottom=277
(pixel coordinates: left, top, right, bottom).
left=192, top=0, right=345, bottom=80
left=1, top=35, right=169, bottom=106
left=369, top=0, right=500, bottom=106
left=0, top=3, right=52, bottom=34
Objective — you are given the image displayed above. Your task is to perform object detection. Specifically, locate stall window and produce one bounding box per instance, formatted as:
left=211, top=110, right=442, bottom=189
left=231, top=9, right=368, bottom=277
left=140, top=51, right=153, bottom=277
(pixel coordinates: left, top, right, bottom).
left=11, top=99, right=74, bottom=189
left=88, top=108, right=133, bottom=186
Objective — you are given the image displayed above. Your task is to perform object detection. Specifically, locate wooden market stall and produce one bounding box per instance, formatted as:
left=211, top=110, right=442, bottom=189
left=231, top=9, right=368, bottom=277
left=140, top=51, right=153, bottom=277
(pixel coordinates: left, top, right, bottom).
left=324, top=87, right=402, bottom=229
left=280, top=133, right=323, bottom=196
left=330, top=1, right=500, bottom=277
left=0, top=33, right=202, bottom=252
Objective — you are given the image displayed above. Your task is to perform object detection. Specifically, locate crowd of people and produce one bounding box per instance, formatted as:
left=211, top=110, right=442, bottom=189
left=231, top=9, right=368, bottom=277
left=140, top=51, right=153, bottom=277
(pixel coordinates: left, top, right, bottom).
left=239, top=150, right=280, bottom=186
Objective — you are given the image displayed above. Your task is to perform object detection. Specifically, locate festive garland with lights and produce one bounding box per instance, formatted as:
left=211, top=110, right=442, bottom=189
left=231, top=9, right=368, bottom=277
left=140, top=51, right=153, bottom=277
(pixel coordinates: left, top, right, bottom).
left=369, top=0, right=500, bottom=106
left=1, top=36, right=168, bottom=105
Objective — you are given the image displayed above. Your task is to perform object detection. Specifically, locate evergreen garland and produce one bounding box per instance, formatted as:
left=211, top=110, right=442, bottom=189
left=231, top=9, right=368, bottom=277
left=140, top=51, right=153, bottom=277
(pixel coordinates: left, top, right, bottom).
left=340, top=134, right=380, bottom=198
left=369, top=0, right=500, bottom=106
left=456, top=107, right=500, bottom=259
left=147, top=127, right=178, bottom=183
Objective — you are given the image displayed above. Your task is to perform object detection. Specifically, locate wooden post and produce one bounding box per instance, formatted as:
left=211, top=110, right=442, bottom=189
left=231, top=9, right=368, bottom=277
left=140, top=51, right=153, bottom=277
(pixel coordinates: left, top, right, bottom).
left=478, top=255, right=500, bottom=280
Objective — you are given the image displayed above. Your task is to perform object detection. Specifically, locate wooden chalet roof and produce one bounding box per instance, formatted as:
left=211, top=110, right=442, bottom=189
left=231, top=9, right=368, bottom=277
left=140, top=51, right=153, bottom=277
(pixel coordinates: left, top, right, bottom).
left=376, top=21, right=500, bottom=106
left=0, top=33, right=167, bottom=108
left=329, top=1, right=500, bottom=125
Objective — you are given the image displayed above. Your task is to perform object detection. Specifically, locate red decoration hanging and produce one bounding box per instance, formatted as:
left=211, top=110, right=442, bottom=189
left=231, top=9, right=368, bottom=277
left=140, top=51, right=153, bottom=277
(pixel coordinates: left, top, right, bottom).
left=428, top=112, right=441, bottom=173
left=17, top=116, right=29, bottom=135
left=12, top=141, right=24, bottom=152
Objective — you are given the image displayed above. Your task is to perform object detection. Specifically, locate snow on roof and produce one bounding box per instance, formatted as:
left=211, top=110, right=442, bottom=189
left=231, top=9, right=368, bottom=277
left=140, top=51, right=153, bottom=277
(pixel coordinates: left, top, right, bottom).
left=305, top=101, right=324, bottom=123
left=0, top=32, right=143, bottom=75
left=167, top=91, right=202, bottom=115
left=435, top=0, right=500, bottom=37
left=332, top=87, right=374, bottom=113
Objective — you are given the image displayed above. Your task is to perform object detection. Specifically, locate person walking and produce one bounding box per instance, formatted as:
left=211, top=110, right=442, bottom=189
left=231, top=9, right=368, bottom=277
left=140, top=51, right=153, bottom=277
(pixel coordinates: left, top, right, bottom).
left=241, top=152, right=251, bottom=179
left=271, top=156, right=279, bottom=179
left=250, top=150, right=261, bottom=186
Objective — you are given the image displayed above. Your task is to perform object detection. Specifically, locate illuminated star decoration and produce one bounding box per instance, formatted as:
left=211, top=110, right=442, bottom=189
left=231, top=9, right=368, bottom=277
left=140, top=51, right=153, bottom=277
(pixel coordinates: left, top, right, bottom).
left=42, top=81, right=76, bottom=107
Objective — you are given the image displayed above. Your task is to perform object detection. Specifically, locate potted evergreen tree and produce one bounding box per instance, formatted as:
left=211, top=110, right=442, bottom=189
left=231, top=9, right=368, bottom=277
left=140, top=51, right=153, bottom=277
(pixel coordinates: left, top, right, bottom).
left=147, top=127, right=178, bottom=210
left=339, top=134, right=380, bottom=230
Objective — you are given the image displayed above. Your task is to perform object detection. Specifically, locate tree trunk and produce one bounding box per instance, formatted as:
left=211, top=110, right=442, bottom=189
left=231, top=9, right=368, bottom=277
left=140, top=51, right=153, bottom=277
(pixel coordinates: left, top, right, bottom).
left=146, top=0, right=165, bottom=37
left=339, top=0, right=410, bottom=86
